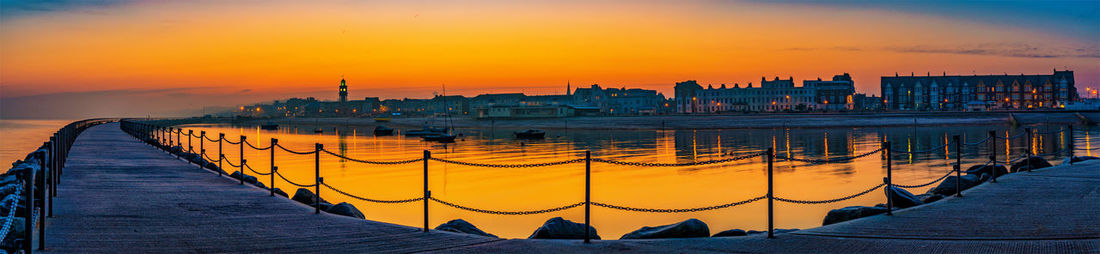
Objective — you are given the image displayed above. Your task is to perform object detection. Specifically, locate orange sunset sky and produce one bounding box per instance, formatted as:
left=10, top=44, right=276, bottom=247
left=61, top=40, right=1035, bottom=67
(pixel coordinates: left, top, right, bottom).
left=1, top=0, right=1098, bottom=118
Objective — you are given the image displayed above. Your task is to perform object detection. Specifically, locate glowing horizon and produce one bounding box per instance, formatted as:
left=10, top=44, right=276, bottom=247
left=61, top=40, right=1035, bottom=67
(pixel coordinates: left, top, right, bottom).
left=1, top=0, right=1097, bottom=118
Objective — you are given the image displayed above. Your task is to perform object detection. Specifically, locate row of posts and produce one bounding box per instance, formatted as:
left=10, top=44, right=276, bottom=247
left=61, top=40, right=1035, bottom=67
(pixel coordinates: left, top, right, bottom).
left=131, top=122, right=1075, bottom=244
left=25, top=119, right=103, bottom=253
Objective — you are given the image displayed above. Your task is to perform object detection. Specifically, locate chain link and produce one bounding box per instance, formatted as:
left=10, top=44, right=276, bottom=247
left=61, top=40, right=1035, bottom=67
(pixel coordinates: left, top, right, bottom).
left=274, top=170, right=316, bottom=187
left=244, top=139, right=274, bottom=151
left=204, top=135, right=220, bottom=142
left=430, top=197, right=583, bottom=215
left=202, top=153, right=220, bottom=163
left=224, top=138, right=242, bottom=145
left=322, top=149, right=424, bottom=165
left=321, top=182, right=424, bottom=204
left=222, top=156, right=242, bottom=168
left=0, top=185, right=22, bottom=238
left=895, top=169, right=955, bottom=188
left=963, top=136, right=991, bottom=146
left=593, top=151, right=766, bottom=167
left=774, top=183, right=886, bottom=204
left=777, top=147, right=884, bottom=164
left=244, top=162, right=272, bottom=176
left=430, top=157, right=584, bottom=168
left=892, top=142, right=951, bottom=155
left=995, top=132, right=1027, bottom=140
left=276, top=144, right=318, bottom=155
left=592, top=195, right=766, bottom=213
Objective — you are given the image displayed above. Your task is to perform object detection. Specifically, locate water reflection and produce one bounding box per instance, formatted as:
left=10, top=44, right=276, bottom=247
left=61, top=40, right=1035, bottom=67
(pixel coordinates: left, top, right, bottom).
left=177, top=122, right=1097, bottom=239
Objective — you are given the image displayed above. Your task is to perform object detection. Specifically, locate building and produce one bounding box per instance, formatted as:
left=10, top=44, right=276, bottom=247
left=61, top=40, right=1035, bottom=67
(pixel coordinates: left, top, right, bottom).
left=572, top=84, right=666, bottom=115
left=475, top=104, right=575, bottom=119
left=675, top=73, right=855, bottom=113
left=338, top=78, right=348, bottom=103
left=881, top=70, right=1077, bottom=111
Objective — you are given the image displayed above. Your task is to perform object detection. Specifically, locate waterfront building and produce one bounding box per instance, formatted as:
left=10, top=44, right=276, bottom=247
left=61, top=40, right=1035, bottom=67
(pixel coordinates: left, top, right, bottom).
left=474, top=104, right=575, bottom=119
left=572, top=84, right=666, bottom=115
left=881, top=70, right=1077, bottom=111
left=675, top=73, right=855, bottom=113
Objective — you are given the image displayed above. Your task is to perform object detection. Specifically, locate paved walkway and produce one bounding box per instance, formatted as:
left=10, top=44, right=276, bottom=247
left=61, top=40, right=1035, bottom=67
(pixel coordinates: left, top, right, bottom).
left=45, top=123, right=1100, bottom=253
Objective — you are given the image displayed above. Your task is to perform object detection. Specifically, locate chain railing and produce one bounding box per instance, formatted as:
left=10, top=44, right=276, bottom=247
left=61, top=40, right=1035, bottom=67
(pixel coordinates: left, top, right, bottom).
left=774, top=183, right=886, bottom=204
left=0, top=186, right=22, bottom=239
left=322, top=149, right=424, bottom=165
left=274, top=169, right=316, bottom=188
left=430, top=197, right=585, bottom=215
left=592, top=195, right=766, bottom=213
left=592, top=151, right=765, bottom=167
left=276, top=144, right=318, bottom=155
left=776, top=147, right=885, bottom=163
left=430, top=157, right=584, bottom=168
left=321, top=182, right=423, bottom=204
left=118, top=120, right=1092, bottom=243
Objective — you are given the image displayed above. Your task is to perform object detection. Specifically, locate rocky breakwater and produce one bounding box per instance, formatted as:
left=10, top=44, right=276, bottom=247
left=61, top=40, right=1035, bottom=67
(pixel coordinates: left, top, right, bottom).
left=0, top=147, right=50, bottom=252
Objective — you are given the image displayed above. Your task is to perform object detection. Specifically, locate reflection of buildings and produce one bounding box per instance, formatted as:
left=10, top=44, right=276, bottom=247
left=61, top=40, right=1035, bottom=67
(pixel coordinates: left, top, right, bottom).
left=881, top=70, right=1077, bottom=111
left=675, top=73, right=855, bottom=113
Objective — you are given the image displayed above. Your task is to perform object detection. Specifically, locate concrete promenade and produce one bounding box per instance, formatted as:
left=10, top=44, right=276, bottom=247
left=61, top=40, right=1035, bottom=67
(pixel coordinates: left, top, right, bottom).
left=45, top=123, right=1099, bottom=253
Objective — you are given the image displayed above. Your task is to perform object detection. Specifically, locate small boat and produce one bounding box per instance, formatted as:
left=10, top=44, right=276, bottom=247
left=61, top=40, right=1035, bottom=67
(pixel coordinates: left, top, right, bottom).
left=514, top=129, right=546, bottom=139
left=260, top=123, right=278, bottom=130
left=374, top=125, right=394, bottom=136
left=374, top=117, right=391, bottom=122
left=422, top=134, right=456, bottom=143
left=404, top=126, right=446, bottom=137
left=313, top=128, right=324, bottom=134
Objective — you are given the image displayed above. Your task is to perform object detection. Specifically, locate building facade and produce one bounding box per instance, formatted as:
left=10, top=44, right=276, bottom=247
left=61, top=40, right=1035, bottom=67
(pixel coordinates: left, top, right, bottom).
left=675, top=73, right=855, bottom=113
left=881, top=70, right=1077, bottom=111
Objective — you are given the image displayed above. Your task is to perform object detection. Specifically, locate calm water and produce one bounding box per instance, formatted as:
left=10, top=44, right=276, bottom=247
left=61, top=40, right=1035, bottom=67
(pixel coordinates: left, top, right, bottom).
left=0, top=119, right=72, bottom=165
left=173, top=122, right=1097, bottom=239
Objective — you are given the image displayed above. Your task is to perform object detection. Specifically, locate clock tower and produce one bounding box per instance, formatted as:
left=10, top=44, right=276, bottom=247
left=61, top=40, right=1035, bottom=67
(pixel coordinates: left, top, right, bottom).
left=339, top=78, right=348, bottom=103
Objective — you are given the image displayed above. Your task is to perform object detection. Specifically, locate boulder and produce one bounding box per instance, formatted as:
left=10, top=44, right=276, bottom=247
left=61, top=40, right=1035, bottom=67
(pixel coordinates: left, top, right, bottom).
left=230, top=171, right=242, bottom=180
left=927, top=174, right=981, bottom=196
left=822, top=206, right=889, bottom=226
left=965, top=164, right=1007, bottom=178
left=619, top=219, right=709, bottom=239
left=242, top=175, right=259, bottom=185
left=1010, top=156, right=1052, bottom=172
left=711, top=229, right=747, bottom=237
left=915, top=193, right=945, bottom=204
left=319, top=202, right=334, bottom=211
left=327, top=202, right=365, bottom=219
left=435, top=219, right=497, bottom=238
left=291, top=188, right=326, bottom=205
left=529, top=217, right=600, bottom=240
left=273, top=188, right=289, bottom=197
left=978, top=173, right=991, bottom=182
left=252, top=181, right=266, bottom=189
left=885, top=186, right=923, bottom=208
left=1064, top=156, right=1099, bottom=164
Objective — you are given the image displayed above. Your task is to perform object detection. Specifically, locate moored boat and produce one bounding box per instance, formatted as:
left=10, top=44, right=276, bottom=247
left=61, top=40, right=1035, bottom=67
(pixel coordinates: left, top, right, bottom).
left=422, top=134, right=456, bottom=143
left=260, top=123, right=278, bottom=130
left=514, top=129, right=546, bottom=139
left=374, top=125, right=394, bottom=136
left=313, top=128, right=324, bottom=134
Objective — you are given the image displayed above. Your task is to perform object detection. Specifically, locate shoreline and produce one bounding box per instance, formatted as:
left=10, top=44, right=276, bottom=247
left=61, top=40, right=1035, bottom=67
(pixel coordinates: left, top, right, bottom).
left=236, top=111, right=1093, bottom=130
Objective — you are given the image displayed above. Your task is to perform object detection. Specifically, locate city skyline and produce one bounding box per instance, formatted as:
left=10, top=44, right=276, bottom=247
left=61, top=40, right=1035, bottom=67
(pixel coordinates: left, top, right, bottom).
left=2, top=0, right=1098, bottom=118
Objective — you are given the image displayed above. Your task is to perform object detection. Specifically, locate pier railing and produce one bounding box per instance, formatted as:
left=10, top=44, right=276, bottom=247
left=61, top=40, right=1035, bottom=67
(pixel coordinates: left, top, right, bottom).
left=2, top=118, right=113, bottom=253
left=118, top=120, right=1088, bottom=242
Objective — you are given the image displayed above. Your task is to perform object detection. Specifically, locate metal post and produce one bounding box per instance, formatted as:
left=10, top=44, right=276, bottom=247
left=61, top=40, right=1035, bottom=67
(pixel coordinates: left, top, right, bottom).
left=50, top=137, right=57, bottom=198
left=168, top=127, right=173, bottom=149
left=423, top=150, right=430, bottom=232
left=200, top=131, right=206, bottom=170
left=584, top=151, right=591, bottom=244
left=989, top=131, right=997, bottom=183
left=23, top=164, right=34, bottom=254
left=271, top=167, right=277, bottom=196
left=884, top=141, right=893, bottom=215
left=953, top=135, right=962, bottom=197
left=240, top=136, right=246, bottom=185
left=188, top=130, right=194, bottom=159
left=176, top=129, right=181, bottom=159
left=766, top=147, right=774, bottom=239
left=1067, top=125, right=1074, bottom=164
left=37, top=150, right=46, bottom=250
left=218, top=133, right=224, bottom=176
left=1026, top=128, right=1033, bottom=172
left=315, top=143, right=322, bottom=214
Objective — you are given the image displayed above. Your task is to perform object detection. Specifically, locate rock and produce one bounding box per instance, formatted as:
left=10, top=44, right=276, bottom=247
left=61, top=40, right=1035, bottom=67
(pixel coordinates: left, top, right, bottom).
left=965, top=164, right=1008, bottom=178
left=273, top=188, right=289, bottom=197
left=620, top=219, right=709, bottom=239
left=291, top=188, right=326, bottom=205
left=1011, top=156, right=1052, bottom=172
left=529, top=217, right=600, bottom=240
left=927, top=175, right=981, bottom=196
left=253, top=181, right=266, bottom=189
left=319, top=202, right=334, bottom=211
left=886, top=186, right=923, bottom=208
left=979, top=173, right=991, bottom=182
left=230, top=171, right=242, bottom=180
left=711, top=229, right=747, bottom=237
left=242, top=175, right=258, bottom=185
left=822, top=206, right=889, bottom=225
left=435, top=219, right=497, bottom=238
left=7, top=217, right=25, bottom=238
left=326, top=202, right=365, bottom=219
left=915, top=193, right=945, bottom=204
left=1064, top=156, right=1099, bottom=164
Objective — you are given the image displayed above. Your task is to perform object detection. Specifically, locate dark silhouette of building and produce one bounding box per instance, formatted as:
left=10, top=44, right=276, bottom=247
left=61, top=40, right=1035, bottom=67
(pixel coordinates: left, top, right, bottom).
left=338, top=78, right=348, bottom=103
left=881, top=70, right=1077, bottom=111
